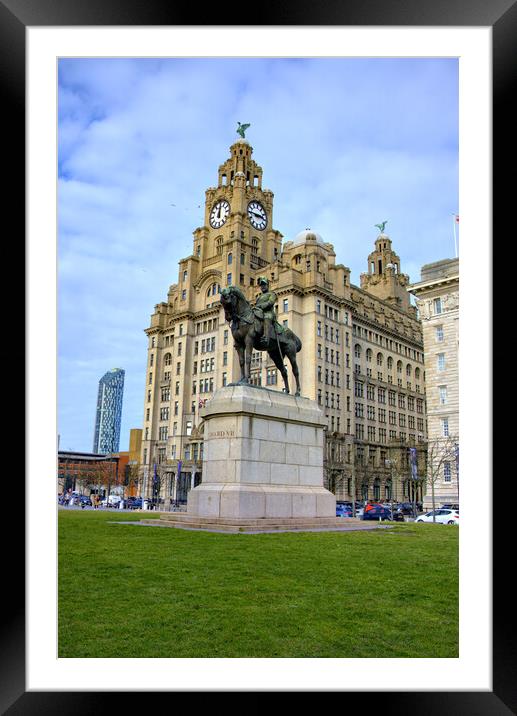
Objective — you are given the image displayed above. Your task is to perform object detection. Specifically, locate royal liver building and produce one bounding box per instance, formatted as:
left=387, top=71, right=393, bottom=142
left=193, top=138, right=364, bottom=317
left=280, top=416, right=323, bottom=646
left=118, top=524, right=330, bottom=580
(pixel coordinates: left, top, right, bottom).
left=140, top=133, right=427, bottom=505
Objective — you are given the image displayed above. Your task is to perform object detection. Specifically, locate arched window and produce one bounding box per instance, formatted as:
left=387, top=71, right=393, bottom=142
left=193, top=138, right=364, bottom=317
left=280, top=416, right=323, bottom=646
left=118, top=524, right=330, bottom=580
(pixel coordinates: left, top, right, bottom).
left=406, top=363, right=412, bottom=377
left=397, top=360, right=403, bottom=374
left=164, top=353, right=172, bottom=366
left=366, top=348, right=372, bottom=363
left=376, top=352, right=384, bottom=366
left=354, top=344, right=361, bottom=359
left=415, top=367, right=421, bottom=380
left=387, top=357, right=393, bottom=370
left=216, top=237, right=223, bottom=255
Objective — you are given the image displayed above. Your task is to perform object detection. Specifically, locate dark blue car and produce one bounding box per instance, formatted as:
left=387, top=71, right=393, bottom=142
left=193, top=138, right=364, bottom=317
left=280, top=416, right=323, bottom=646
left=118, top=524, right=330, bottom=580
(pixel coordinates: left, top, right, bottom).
left=336, top=502, right=353, bottom=517
left=127, top=497, right=143, bottom=509
left=362, top=505, right=404, bottom=522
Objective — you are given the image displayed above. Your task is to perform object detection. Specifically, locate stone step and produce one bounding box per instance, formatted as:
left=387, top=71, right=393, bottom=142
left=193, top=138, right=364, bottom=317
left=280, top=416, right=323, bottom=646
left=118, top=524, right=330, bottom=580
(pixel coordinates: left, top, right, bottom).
left=139, top=515, right=367, bottom=533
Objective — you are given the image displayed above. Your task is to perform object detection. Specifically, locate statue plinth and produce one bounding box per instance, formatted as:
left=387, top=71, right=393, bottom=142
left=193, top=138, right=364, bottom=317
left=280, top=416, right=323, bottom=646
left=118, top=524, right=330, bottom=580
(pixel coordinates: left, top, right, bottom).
left=186, top=385, right=336, bottom=520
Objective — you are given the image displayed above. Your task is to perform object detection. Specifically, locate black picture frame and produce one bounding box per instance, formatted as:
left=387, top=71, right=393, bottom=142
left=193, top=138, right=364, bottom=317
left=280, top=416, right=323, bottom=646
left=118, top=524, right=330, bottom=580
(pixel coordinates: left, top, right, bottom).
left=5, top=0, right=509, bottom=712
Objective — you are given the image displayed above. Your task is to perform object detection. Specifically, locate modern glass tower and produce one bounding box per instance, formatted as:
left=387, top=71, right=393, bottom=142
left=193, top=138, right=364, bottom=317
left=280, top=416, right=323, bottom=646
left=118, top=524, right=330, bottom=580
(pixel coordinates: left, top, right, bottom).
left=92, top=368, right=125, bottom=454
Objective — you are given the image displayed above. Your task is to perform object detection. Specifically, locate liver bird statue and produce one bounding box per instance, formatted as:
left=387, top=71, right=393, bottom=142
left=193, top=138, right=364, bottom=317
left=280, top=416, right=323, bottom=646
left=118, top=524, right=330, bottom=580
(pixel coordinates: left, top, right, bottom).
left=375, top=220, right=388, bottom=234
left=236, top=122, right=250, bottom=138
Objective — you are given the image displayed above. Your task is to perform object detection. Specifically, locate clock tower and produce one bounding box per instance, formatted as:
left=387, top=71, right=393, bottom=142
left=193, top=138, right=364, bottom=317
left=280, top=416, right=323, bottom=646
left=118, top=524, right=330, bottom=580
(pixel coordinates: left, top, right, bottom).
left=189, top=138, right=283, bottom=297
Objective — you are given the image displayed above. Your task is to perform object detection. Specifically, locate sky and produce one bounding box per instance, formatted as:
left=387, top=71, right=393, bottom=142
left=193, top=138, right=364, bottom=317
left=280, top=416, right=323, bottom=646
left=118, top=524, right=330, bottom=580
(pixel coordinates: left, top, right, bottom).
left=57, top=57, right=458, bottom=453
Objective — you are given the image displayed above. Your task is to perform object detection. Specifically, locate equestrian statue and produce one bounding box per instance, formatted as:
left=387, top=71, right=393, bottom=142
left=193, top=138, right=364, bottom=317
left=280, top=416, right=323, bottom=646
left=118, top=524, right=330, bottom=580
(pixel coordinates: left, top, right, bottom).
left=220, top=277, right=303, bottom=396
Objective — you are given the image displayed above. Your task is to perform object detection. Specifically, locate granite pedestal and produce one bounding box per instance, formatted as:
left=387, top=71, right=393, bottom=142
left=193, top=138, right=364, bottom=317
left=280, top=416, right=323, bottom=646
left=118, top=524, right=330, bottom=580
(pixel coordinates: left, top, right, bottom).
left=186, top=384, right=336, bottom=520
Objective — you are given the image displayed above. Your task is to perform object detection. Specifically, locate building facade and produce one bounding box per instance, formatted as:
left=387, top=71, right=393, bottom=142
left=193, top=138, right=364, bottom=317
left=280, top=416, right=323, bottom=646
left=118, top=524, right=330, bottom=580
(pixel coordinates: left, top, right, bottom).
left=92, top=368, right=125, bottom=454
left=58, top=450, right=121, bottom=497
left=140, top=138, right=427, bottom=505
left=409, top=259, right=459, bottom=508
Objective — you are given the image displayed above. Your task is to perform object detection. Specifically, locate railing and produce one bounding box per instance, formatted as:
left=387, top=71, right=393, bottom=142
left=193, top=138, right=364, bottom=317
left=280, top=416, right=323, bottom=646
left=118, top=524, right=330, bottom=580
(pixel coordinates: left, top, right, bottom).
left=250, top=255, right=269, bottom=269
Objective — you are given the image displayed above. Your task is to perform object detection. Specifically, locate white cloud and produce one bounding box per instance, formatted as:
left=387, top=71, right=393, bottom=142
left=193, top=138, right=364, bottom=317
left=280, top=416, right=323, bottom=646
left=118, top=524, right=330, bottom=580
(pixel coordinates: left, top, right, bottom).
left=58, top=57, right=458, bottom=450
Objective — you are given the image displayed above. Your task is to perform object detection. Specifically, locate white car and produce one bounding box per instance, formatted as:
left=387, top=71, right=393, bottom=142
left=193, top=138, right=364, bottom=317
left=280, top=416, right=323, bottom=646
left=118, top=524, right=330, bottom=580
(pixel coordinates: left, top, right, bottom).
left=415, top=509, right=459, bottom=525
left=100, top=495, right=122, bottom=507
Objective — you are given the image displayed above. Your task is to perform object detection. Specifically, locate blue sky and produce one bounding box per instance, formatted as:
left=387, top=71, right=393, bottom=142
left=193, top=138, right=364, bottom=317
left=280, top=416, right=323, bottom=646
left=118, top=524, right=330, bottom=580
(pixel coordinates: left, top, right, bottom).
left=58, top=57, right=458, bottom=452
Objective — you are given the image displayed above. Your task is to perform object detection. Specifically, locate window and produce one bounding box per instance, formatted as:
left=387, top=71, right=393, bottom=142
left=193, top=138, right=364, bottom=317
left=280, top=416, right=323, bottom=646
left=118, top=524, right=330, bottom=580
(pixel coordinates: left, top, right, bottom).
left=227, top=273, right=232, bottom=285
left=436, top=325, right=444, bottom=342
left=228, top=252, right=233, bottom=265
left=439, top=386, right=447, bottom=404
left=164, top=353, right=172, bottom=366
left=434, top=298, right=442, bottom=315
left=444, top=461, right=452, bottom=482
left=437, top=353, right=446, bottom=371
left=224, top=329, right=228, bottom=345
left=441, top=418, right=449, bottom=437
left=181, top=290, right=187, bottom=301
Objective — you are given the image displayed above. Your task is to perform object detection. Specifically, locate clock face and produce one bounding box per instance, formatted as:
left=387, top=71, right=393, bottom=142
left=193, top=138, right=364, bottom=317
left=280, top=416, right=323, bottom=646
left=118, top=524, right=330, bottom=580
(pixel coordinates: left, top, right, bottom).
left=247, top=201, right=267, bottom=230
left=209, top=200, right=231, bottom=229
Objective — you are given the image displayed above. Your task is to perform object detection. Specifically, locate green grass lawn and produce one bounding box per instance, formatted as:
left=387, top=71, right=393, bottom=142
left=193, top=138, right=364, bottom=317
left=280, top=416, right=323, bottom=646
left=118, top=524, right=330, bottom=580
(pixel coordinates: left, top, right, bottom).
left=58, top=510, right=458, bottom=658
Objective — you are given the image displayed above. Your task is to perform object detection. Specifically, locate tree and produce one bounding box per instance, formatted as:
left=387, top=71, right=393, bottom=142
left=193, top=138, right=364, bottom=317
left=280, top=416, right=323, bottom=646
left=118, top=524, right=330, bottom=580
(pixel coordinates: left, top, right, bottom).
left=89, top=459, right=114, bottom=500
left=74, top=467, right=93, bottom=495
left=124, top=462, right=140, bottom=499
left=424, top=434, right=459, bottom=521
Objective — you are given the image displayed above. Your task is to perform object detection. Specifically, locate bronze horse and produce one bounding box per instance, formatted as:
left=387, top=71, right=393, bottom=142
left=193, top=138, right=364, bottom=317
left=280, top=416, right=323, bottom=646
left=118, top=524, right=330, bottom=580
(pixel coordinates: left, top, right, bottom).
left=220, top=286, right=302, bottom=395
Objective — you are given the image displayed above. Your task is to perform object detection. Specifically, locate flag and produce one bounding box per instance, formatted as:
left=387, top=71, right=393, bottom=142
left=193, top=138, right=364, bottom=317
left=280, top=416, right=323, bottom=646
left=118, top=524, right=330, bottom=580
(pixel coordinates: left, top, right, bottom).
left=409, top=447, right=418, bottom=480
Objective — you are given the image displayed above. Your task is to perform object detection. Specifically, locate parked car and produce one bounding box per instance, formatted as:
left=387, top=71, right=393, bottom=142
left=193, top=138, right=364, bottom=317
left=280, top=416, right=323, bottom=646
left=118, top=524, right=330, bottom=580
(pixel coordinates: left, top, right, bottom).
left=361, top=505, right=398, bottom=521
left=78, top=495, right=92, bottom=507
left=127, top=497, right=143, bottom=509
left=394, top=502, right=416, bottom=515
left=336, top=502, right=353, bottom=517
left=415, top=509, right=459, bottom=525
left=440, top=503, right=459, bottom=511
left=100, top=495, right=122, bottom=507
